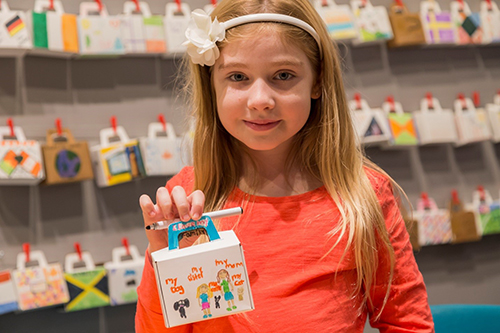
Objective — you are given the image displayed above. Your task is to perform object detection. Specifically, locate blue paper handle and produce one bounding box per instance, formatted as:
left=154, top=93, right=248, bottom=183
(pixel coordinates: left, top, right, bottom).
left=168, top=216, right=220, bottom=250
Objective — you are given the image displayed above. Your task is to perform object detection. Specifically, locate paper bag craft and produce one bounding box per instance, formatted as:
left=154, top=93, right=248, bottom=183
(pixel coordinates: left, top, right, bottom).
left=104, top=240, right=144, bottom=306
left=414, top=194, right=453, bottom=246
left=349, top=96, right=391, bottom=145
left=0, top=1, right=32, bottom=50
left=0, top=270, right=18, bottom=314
left=77, top=2, right=125, bottom=56
left=413, top=95, right=458, bottom=145
left=454, top=95, right=491, bottom=146
left=487, top=92, right=500, bottom=142
left=91, top=125, right=146, bottom=187
left=12, top=248, right=69, bottom=311
left=382, top=98, right=419, bottom=146
left=351, top=0, right=393, bottom=44
left=164, top=2, right=191, bottom=54
left=140, top=121, right=180, bottom=176
left=42, top=128, right=94, bottom=185
left=152, top=216, right=254, bottom=328
left=29, top=0, right=79, bottom=54
left=420, top=1, right=457, bottom=44
left=314, top=0, right=358, bottom=41
left=387, top=1, right=426, bottom=48
left=64, top=247, right=110, bottom=312
left=480, top=0, right=500, bottom=44
left=0, top=125, right=45, bottom=185
left=470, top=187, right=500, bottom=235
left=451, top=0, right=483, bottom=45
left=449, top=191, right=481, bottom=243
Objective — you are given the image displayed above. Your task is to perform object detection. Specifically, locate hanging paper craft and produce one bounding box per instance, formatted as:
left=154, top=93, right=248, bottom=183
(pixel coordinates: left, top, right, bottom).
left=104, top=239, right=144, bottom=306
left=414, top=194, right=453, bottom=246
left=152, top=216, right=254, bottom=328
left=382, top=97, right=419, bottom=146
left=487, top=92, right=500, bottom=142
left=28, top=0, right=79, bottom=54
left=164, top=2, right=191, bottom=53
left=91, top=122, right=146, bottom=187
left=140, top=118, right=181, bottom=176
left=420, top=1, right=456, bottom=44
left=480, top=0, right=500, bottom=44
left=12, top=247, right=69, bottom=311
left=449, top=190, right=481, bottom=243
left=314, top=0, right=358, bottom=41
left=470, top=187, right=500, bottom=235
left=351, top=0, right=393, bottom=44
left=64, top=244, right=110, bottom=312
left=41, top=124, right=94, bottom=185
left=0, top=270, right=18, bottom=314
left=413, top=94, right=458, bottom=145
left=349, top=96, right=391, bottom=145
left=387, top=1, right=426, bottom=48
left=454, top=94, right=491, bottom=146
left=451, top=1, right=483, bottom=44
left=77, top=2, right=124, bottom=55
left=0, top=123, right=45, bottom=185
left=0, top=2, right=32, bottom=49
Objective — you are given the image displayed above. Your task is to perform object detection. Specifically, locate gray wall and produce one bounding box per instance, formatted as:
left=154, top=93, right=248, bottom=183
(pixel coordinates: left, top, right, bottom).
left=0, top=1, right=499, bottom=332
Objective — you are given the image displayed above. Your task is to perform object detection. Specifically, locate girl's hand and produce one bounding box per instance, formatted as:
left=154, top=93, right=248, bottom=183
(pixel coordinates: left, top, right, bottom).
left=139, top=186, right=205, bottom=255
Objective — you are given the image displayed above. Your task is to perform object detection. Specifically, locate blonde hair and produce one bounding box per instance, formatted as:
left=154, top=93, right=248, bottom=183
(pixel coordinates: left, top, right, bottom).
left=182, top=0, right=396, bottom=319
left=197, top=283, right=213, bottom=298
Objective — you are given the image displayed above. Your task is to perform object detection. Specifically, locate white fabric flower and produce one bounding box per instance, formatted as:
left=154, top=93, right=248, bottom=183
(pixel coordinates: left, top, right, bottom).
left=183, top=9, right=226, bottom=66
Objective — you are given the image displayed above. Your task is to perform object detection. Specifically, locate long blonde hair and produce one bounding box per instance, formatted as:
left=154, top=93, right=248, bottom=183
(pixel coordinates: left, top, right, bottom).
left=182, top=0, right=396, bottom=318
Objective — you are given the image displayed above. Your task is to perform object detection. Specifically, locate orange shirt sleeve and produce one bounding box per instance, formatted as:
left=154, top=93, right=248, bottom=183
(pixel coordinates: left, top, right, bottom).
left=368, top=176, right=435, bottom=332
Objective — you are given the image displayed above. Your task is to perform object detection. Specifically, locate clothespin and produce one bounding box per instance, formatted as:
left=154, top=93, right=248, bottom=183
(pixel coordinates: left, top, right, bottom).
left=360, top=0, right=367, bottom=9
left=395, top=0, right=404, bottom=7
left=210, top=0, right=217, bottom=8
left=23, top=243, right=30, bottom=263
left=386, top=95, right=396, bottom=113
left=48, top=0, right=55, bottom=11
left=421, top=192, right=431, bottom=210
left=477, top=185, right=486, bottom=202
left=7, top=118, right=15, bottom=137
left=55, top=118, right=63, bottom=136
left=354, top=93, right=362, bottom=110
left=94, top=0, right=103, bottom=12
left=486, top=0, right=493, bottom=11
left=426, top=92, right=434, bottom=110
left=122, top=237, right=131, bottom=256
left=472, top=91, right=480, bottom=108
left=321, top=0, right=328, bottom=7
left=175, top=0, right=182, bottom=13
left=74, top=242, right=83, bottom=261
left=158, top=114, right=167, bottom=132
left=451, top=189, right=460, bottom=204
left=110, top=116, right=118, bottom=135
left=458, top=93, right=467, bottom=110
left=132, top=0, right=141, bottom=13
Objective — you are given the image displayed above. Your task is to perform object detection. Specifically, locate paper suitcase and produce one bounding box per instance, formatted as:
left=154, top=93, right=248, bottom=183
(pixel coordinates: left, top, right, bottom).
left=451, top=0, right=483, bottom=45
left=91, top=125, right=146, bottom=187
left=0, top=125, right=45, bottom=185
left=64, top=249, right=110, bottom=312
left=351, top=0, right=393, bottom=44
left=349, top=96, right=391, bottom=145
left=480, top=0, right=500, bottom=44
left=413, top=95, right=458, bottom=145
left=449, top=191, right=481, bottom=243
left=0, top=270, right=18, bottom=314
left=140, top=121, right=180, bottom=176
left=164, top=2, right=191, bottom=54
left=454, top=95, right=491, bottom=146
left=414, top=195, right=453, bottom=246
left=420, top=1, right=457, bottom=44
left=104, top=242, right=144, bottom=306
left=486, top=92, right=500, bottom=142
left=382, top=98, right=419, bottom=146
left=152, top=216, right=254, bottom=328
left=0, top=1, right=32, bottom=50
left=314, top=0, right=358, bottom=41
left=12, top=249, right=69, bottom=311
left=387, top=1, right=426, bottom=48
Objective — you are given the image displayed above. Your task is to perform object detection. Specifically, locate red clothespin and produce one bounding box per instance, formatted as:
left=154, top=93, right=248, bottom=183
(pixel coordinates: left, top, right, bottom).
left=386, top=95, right=396, bottom=112
left=426, top=92, right=434, bottom=109
left=110, top=116, right=118, bottom=135
left=451, top=189, right=460, bottom=205
left=95, top=0, right=103, bottom=12
left=23, top=243, right=30, bottom=263
left=210, top=0, right=217, bottom=8
left=321, top=0, right=328, bottom=7
left=122, top=237, right=131, bottom=256
left=421, top=192, right=431, bottom=209
left=158, top=114, right=166, bottom=132
left=477, top=185, right=486, bottom=201
left=49, top=0, right=55, bottom=11
left=354, top=93, right=362, bottom=110
left=395, top=0, right=404, bottom=7
left=360, top=0, right=367, bottom=8
left=55, top=118, right=63, bottom=136
left=175, top=0, right=182, bottom=13
left=486, top=0, right=493, bottom=11
left=472, top=91, right=480, bottom=108
left=74, top=242, right=83, bottom=261
left=497, top=89, right=500, bottom=98
left=458, top=93, right=467, bottom=109
left=132, top=0, right=141, bottom=13
left=7, top=118, right=14, bottom=137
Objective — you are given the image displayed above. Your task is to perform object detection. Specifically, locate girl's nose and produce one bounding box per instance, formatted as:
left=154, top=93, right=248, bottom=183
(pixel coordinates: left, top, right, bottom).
left=246, top=79, right=275, bottom=112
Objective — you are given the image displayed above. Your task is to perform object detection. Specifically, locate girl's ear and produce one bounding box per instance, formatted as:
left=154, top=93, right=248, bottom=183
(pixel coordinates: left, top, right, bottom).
left=311, top=84, right=322, bottom=100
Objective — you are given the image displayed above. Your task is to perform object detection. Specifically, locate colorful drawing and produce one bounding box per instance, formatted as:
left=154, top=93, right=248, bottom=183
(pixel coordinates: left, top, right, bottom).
left=55, top=150, right=81, bottom=178
left=214, top=295, right=221, bottom=309
left=426, top=12, right=455, bottom=44
left=64, top=268, right=110, bottom=312
left=6, top=15, right=25, bottom=37
left=217, top=269, right=236, bottom=312
left=197, top=283, right=213, bottom=318
left=0, top=150, right=20, bottom=175
left=237, top=287, right=244, bottom=301
left=388, top=114, right=419, bottom=145
left=173, top=299, right=190, bottom=318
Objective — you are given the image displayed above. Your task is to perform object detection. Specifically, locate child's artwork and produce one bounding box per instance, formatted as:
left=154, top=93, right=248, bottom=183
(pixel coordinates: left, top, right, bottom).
left=480, top=0, right=500, bottom=44
left=152, top=217, right=254, bottom=328
left=64, top=267, right=110, bottom=312
left=164, top=2, right=191, bottom=53
left=382, top=99, right=419, bottom=146
left=0, top=2, right=32, bottom=49
left=0, top=270, right=18, bottom=314
left=451, top=1, right=483, bottom=44
left=314, top=0, right=358, bottom=41
left=420, top=1, right=456, bottom=44
left=351, top=0, right=393, bottom=43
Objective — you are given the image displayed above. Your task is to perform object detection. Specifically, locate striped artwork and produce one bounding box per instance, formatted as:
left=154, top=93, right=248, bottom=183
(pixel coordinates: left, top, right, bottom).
left=5, top=15, right=25, bottom=37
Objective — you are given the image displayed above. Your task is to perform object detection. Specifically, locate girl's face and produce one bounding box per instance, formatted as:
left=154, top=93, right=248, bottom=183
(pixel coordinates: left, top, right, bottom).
left=200, top=285, right=208, bottom=293
left=219, top=270, right=227, bottom=278
left=212, top=30, right=320, bottom=156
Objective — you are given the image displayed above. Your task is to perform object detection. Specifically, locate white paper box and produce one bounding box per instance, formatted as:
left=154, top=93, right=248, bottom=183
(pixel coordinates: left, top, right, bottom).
left=104, top=244, right=144, bottom=306
left=0, top=2, right=32, bottom=50
left=152, top=217, right=254, bottom=328
left=480, top=1, right=500, bottom=44
left=349, top=97, right=391, bottom=145
left=164, top=2, right=190, bottom=53
left=413, top=97, right=458, bottom=145
left=454, top=97, right=491, bottom=146
left=314, top=0, right=358, bottom=41
left=487, top=93, right=500, bottom=142
left=0, top=270, right=18, bottom=315
left=140, top=122, right=180, bottom=176
left=351, top=0, right=393, bottom=44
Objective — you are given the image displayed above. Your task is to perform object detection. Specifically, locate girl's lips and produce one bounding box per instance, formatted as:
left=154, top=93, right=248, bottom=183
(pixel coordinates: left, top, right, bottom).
left=243, top=120, right=281, bottom=131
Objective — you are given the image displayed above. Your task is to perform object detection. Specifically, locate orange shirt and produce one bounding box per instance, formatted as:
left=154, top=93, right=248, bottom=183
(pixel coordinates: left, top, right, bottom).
left=136, top=167, right=434, bottom=333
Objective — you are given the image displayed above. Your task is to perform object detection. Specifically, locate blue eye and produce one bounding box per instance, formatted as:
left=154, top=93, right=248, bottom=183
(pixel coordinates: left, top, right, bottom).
left=275, top=72, right=293, bottom=80
left=229, top=73, right=247, bottom=82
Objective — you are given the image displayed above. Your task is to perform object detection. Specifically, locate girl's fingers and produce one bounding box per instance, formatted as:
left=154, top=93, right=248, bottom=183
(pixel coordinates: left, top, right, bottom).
left=139, top=194, right=157, bottom=225
left=188, top=190, right=205, bottom=220
left=156, top=187, right=174, bottom=220
left=171, top=186, right=191, bottom=221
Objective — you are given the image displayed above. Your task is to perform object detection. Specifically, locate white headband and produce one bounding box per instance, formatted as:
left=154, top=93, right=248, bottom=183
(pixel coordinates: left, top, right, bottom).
left=183, top=10, right=322, bottom=67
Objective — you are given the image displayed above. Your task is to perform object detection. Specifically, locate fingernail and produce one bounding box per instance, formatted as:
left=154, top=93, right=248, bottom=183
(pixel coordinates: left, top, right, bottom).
left=182, top=214, right=190, bottom=221
left=192, top=213, right=200, bottom=220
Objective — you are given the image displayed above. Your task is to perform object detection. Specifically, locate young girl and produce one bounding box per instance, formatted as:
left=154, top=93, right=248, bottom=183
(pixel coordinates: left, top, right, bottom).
left=136, top=0, right=434, bottom=332
left=216, top=269, right=236, bottom=312
left=196, top=283, right=213, bottom=319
